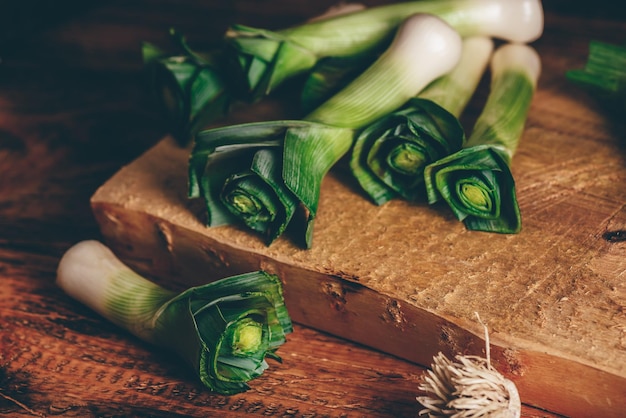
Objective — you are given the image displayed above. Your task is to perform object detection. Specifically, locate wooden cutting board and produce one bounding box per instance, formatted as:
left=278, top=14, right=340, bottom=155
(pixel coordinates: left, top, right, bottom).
left=90, top=43, right=626, bottom=418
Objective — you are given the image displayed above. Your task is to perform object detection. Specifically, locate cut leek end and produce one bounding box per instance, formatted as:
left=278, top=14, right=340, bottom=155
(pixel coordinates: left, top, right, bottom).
left=220, top=170, right=295, bottom=246
left=387, top=143, right=429, bottom=176
left=230, top=318, right=264, bottom=356
left=350, top=99, right=465, bottom=205
left=221, top=174, right=277, bottom=224
left=188, top=121, right=328, bottom=248
left=190, top=271, right=292, bottom=394
left=59, top=241, right=292, bottom=396
left=424, top=145, right=521, bottom=234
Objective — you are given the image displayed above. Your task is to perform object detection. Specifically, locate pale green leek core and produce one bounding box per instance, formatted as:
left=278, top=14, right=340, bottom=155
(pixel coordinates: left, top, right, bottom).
left=226, top=0, right=543, bottom=99
left=424, top=43, right=541, bottom=233
left=190, top=13, right=463, bottom=248
left=56, top=240, right=292, bottom=395
left=349, top=36, right=494, bottom=205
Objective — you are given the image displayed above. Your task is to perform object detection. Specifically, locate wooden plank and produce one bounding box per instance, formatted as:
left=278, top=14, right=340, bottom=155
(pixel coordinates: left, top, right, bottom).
left=91, top=78, right=626, bottom=417
left=1, top=1, right=619, bottom=417
left=0, top=248, right=428, bottom=418
left=86, top=3, right=626, bottom=417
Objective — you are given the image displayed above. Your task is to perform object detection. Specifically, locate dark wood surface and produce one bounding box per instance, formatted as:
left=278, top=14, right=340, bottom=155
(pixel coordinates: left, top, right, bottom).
left=0, top=1, right=622, bottom=416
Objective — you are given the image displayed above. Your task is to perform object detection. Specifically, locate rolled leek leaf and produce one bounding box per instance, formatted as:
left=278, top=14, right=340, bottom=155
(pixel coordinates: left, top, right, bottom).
left=190, top=14, right=463, bottom=248
left=188, top=120, right=351, bottom=247
left=225, top=0, right=543, bottom=100
left=566, top=40, right=626, bottom=115
left=143, top=29, right=232, bottom=145
left=424, top=43, right=541, bottom=233
left=349, top=37, right=494, bottom=205
left=57, top=240, right=292, bottom=395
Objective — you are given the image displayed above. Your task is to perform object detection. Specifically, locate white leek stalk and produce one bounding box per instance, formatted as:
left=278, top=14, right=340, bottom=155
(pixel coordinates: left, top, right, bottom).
left=226, top=0, right=543, bottom=99
left=464, top=43, right=541, bottom=160
left=57, top=240, right=292, bottom=395
left=142, top=29, right=232, bottom=145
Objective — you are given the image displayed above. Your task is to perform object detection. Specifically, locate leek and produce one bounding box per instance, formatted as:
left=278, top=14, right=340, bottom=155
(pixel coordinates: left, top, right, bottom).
left=225, top=0, right=543, bottom=100
left=349, top=37, right=494, bottom=205
left=424, top=43, right=541, bottom=233
left=188, top=120, right=336, bottom=247
left=190, top=14, right=463, bottom=248
left=143, top=29, right=232, bottom=145
left=56, top=240, right=292, bottom=395
left=566, top=40, right=626, bottom=114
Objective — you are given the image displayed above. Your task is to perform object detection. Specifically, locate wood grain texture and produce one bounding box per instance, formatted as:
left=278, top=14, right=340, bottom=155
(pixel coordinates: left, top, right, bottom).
left=0, top=264, right=425, bottom=417
left=0, top=1, right=621, bottom=417
left=90, top=3, right=626, bottom=418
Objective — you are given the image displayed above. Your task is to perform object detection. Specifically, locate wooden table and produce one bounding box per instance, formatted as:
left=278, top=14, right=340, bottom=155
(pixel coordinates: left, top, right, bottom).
left=0, top=1, right=622, bottom=417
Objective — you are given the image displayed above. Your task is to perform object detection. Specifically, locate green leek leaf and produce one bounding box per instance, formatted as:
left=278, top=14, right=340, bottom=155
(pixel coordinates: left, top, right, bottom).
left=566, top=40, right=626, bottom=114
left=57, top=241, right=292, bottom=396
left=143, top=29, right=232, bottom=145
left=225, top=0, right=543, bottom=100
left=424, top=43, right=541, bottom=234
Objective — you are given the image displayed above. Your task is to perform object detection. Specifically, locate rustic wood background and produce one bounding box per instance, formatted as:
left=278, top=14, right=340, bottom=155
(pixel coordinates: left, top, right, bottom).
left=0, top=1, right=623, bottom=416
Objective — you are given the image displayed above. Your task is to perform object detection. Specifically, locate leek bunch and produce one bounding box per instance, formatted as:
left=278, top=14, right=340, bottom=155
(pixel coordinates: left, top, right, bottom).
left=189, top=14, right=464, bottom=248
left=566, top=40, right=626, bottom=115
left=225, top=0, right=543, bottom=101
left=143, top=29, right=232, bottom=145
left=57, top=241, right=292, bottom=395
left=424, top=43, right=541, bottom=233
left=349, top=37, right=494, bottom=205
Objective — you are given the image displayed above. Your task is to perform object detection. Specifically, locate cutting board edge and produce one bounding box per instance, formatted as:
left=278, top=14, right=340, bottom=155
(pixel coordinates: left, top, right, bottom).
left=90, top=195, right=626, bottom=418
